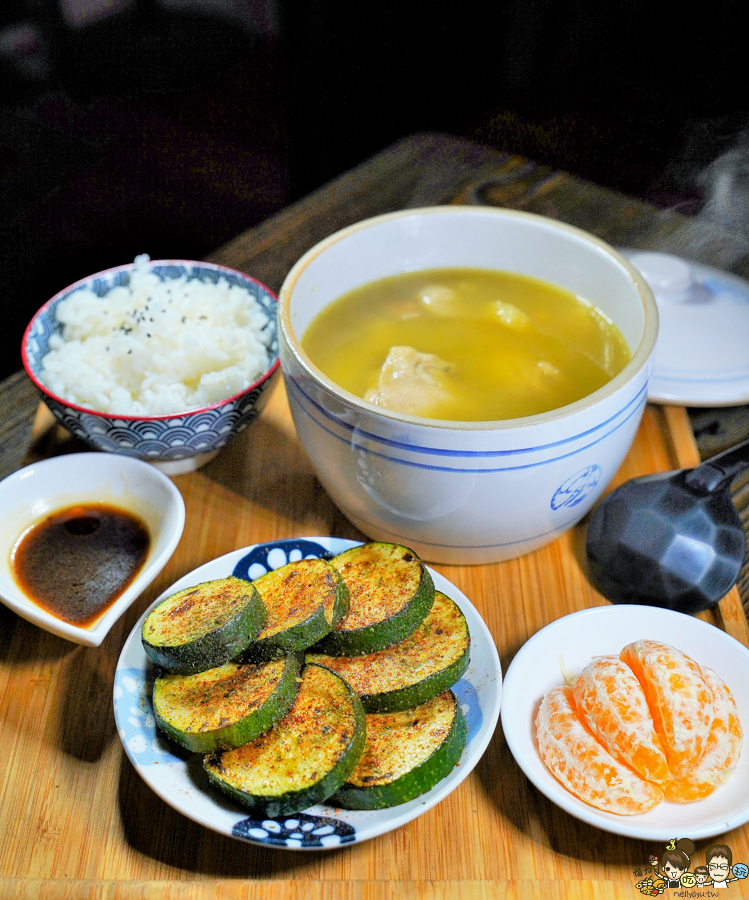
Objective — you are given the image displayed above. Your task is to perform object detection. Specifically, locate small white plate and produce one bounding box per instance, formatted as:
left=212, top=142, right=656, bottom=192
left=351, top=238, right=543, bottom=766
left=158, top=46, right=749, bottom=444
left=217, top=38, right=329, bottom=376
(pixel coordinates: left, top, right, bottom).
left=113, top=537, right=502, bottom=850
left=621, top=250, right=749, bottom=406
left=0, top=453, right=185, bottom=646
left=501, top=604, right=749, bottom=840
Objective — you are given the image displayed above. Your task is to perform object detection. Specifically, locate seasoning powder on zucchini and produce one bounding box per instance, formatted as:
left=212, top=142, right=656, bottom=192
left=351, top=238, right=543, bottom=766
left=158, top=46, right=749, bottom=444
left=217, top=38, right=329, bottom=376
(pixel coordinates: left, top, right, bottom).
left=333, top=690, right=467, bottom=810
left=152, top=654, right=303, bottom=753
left=308, top=591, right=470, bottom=712
left=142, top=576, right=267, bottom=675
left=317, top=542, right=435, bottom=655
left=203, top=663, right=366, bottom=817
left=247, top=558, right=349, bottom=658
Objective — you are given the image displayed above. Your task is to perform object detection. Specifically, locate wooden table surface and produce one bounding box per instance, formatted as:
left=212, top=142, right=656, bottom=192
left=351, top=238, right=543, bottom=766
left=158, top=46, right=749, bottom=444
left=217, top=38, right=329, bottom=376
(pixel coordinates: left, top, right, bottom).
left=2, top=134, right=749, bottom=899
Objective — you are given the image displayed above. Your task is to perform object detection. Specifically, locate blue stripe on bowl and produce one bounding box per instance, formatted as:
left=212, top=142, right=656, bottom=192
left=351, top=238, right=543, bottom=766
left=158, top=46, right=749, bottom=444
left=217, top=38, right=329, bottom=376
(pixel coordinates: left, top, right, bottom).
left=289, top=380, right=648, bottom=475
left=286, top=376, right=648, bottom=460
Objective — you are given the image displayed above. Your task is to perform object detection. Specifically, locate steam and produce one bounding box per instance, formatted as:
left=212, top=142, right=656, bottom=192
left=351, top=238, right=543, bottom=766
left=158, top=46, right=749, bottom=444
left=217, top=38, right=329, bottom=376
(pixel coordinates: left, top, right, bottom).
left=662, top=122, right=749, bottom=269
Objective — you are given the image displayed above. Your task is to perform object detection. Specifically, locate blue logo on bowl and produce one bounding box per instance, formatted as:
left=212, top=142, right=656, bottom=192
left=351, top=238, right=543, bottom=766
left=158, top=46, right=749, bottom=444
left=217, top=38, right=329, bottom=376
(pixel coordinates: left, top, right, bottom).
left=551, top=465, right=602, bottom=510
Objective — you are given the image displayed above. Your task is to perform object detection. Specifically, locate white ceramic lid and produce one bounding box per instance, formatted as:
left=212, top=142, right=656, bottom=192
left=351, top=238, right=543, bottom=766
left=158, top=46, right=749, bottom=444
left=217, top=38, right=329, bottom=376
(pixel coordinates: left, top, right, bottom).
left=621, top=250, right=749, bottom=406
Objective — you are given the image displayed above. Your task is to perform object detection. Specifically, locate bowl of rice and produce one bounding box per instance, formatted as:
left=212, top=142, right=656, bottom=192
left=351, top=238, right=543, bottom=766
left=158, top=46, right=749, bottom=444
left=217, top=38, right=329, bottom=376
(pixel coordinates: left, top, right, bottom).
left=22, top=256, right=279, bottom=474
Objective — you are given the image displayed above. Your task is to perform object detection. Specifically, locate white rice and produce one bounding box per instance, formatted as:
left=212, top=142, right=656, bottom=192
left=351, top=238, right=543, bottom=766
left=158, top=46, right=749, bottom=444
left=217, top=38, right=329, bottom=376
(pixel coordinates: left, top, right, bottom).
left=39, top=255, right=274, bottom=416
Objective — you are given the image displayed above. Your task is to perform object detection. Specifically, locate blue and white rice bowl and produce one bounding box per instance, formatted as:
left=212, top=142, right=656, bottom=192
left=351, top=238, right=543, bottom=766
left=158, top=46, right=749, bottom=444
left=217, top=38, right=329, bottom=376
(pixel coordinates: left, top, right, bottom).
left=22, top=259, right=280, bottom=474
left=278, top=207, right=658, bottom=564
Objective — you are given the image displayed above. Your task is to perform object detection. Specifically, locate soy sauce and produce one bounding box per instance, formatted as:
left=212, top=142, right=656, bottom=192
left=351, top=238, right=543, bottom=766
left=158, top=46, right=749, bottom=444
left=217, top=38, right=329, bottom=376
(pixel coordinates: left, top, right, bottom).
left=11, top=504, right=150, bottom=627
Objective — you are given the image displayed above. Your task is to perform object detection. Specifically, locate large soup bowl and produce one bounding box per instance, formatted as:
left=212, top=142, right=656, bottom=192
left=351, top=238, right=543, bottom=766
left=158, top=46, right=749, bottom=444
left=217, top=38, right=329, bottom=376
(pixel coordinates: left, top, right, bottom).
left=278, top=207, right=658, bottom=564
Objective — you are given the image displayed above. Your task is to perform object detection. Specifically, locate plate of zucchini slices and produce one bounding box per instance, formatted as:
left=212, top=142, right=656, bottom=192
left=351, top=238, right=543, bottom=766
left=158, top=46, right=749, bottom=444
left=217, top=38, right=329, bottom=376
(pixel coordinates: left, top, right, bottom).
left=114, top=537, right=501, bottom=849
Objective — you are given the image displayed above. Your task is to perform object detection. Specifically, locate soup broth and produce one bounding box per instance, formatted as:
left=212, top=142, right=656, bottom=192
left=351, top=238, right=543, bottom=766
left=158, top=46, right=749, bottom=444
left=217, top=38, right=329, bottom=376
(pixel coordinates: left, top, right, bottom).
left=301, top=268, right=631, bottom=421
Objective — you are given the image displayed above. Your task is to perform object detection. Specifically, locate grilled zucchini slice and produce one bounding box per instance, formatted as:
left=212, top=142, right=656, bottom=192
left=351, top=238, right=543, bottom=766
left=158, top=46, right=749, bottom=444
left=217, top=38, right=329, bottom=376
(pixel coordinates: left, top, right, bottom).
left=314, top=542, right=435, bottom=655
left=203, top=663, right=366, bottom=817
left=142, top=576, right=266, bottom=674
left=246, top=558, right=349, bottom=658
left=332, top=690, right=467, bottom=809
left=307, top=591, right=470, bottom=712
left=152, top=654, right=302, bottom=753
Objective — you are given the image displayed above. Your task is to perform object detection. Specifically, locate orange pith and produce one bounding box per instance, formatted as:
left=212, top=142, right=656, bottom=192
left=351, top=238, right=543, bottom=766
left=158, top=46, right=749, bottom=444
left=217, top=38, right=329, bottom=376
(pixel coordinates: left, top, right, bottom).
left=535, top=685, right=664, bottom=815
left=535, top=640, right=742, bottom=816
left=664, top=665, right=742, bottom=802
left=620, top=640, right=714, bottom=776
left=573, top=655, right=670, bottom=785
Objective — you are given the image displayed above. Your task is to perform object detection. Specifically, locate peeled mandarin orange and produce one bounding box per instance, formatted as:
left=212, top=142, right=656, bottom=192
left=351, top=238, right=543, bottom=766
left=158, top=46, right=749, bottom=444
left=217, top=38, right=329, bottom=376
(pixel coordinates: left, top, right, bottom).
left=664, top=665, right=743, bottom=802
left=573, top=655, right=670, bottom=785
left=620, top=640, right=714, bottom=776
left=535, top=685, right=664, bottom=815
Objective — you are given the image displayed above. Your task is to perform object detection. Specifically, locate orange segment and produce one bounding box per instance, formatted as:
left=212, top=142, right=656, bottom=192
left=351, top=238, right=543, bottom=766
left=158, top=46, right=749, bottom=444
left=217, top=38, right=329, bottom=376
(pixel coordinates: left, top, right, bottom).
left=620, top=640, right=714, bottom=776
left=535, top=685, right=664, bottom=815
left=665, top=665, right=743, bottom=802
left=573, top=656, right=670, bottom=784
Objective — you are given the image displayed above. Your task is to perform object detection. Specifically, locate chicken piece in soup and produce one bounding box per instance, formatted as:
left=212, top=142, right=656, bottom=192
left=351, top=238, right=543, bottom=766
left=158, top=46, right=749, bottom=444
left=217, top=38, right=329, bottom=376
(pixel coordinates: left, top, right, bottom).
left=364, top=346, right=453, bottom=416
left=301, top=268, right=631, bottom=421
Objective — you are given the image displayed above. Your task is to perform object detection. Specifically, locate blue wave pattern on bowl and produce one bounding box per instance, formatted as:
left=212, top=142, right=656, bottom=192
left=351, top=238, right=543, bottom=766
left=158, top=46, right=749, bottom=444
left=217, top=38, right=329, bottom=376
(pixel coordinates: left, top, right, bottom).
left=35, top=386, right=274, bottom=460
left=23, top=262, right=279, bottom=463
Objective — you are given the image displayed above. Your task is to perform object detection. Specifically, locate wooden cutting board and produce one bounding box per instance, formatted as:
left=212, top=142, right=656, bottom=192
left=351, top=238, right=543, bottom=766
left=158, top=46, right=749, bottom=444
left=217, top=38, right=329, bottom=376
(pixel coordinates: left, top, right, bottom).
left=1, top=380, right=747, bottom=900
left=2, top=134, right=749, bottom=899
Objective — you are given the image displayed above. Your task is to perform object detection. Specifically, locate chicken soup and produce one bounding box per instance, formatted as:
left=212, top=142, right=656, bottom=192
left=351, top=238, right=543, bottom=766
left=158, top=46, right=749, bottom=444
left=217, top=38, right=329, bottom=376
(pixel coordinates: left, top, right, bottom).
left=301, top=268, right=631, bottom=421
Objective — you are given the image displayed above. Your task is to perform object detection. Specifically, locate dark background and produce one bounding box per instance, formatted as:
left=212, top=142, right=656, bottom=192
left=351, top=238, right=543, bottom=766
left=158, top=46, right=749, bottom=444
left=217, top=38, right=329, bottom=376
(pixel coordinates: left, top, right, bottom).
left=2, top=0, right=748, bottom=382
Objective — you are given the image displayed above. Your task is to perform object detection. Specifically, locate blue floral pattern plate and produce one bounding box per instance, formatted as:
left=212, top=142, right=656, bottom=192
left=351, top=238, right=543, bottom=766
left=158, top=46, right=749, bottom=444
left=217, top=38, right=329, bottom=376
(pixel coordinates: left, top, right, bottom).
left=113, top=537, right=502, bottom=849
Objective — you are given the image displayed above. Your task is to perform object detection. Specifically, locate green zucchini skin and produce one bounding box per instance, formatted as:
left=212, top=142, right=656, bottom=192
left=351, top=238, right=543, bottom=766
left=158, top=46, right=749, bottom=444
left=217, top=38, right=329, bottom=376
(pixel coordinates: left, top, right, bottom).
left=152, top=653, right=303, bottom=753
left=307, top=591, right=470, bottom=712
left=246, top=559, right=350, bottom=659
left=142, top=577, right=267, bottom=675
left=332, top=690, right=467, bottom=810
left=314, top=542, right=435, bottom=656
left=203, top=663, right=366, bottom=818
